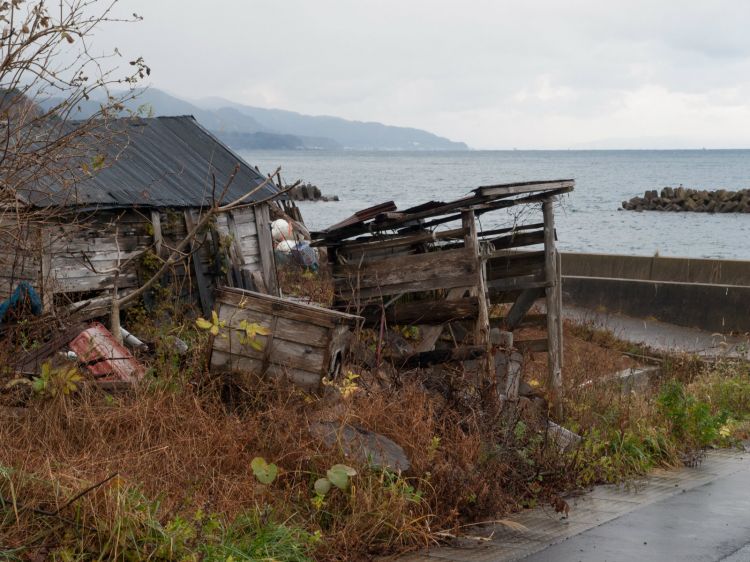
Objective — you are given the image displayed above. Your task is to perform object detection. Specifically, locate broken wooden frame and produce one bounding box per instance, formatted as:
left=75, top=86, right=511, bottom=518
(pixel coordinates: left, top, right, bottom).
left=312, top=179, right=573, bottom=407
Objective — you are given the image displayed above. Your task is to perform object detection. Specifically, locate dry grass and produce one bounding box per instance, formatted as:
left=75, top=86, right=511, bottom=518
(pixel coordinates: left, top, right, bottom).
left=3, top=281, right=748, bottom=560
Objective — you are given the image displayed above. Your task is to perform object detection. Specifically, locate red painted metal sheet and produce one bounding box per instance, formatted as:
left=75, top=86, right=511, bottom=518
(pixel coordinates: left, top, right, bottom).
left=69, top=322, right=145, bottom=382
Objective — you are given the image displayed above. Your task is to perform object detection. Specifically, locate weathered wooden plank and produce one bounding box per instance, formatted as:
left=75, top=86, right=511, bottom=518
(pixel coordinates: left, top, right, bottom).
left=217, top=306, right=331, bottom=348
left=338, top=245, right=415, bottom=265
left=338, top=227, right=468, bottom=253
left=476, top=179, right=575, bottom=198
left=490, top=313, right=546, bottom=329
left=556, top=249, right=564, bottom=369
left=210, top=350, right=321, bottom=391
left=486, top=250, right=546, bottom=279
left=39, top=227, right=52, bottom=312
left=478, top=222, right=544, bottom=239
left=503, top=287, right=546, bottom=330
left=462, top=209, right=489, bottom=348
left=415, top=286, right=468, bottom=352
left=486, top=275, right=549, bottom=292
left=334, top=247, right=476, bottom=292
left=216, top=287, right=361, bottom=327
left=543, top=197, right=562, bottom=414
left=233, top=216, right=258, bottom=239
left=337, top=273, right=478, bottom=302
left=260, top=315, right=279, bottom=374
left=53, top=273, right=139, bottom=292
left=211, top=332, right=327, bottom=372
left=361, top=297, right=479, bottom=325
left=491, top=229, right=545, bottom=250
left=253, top=204, right=278, bottom=296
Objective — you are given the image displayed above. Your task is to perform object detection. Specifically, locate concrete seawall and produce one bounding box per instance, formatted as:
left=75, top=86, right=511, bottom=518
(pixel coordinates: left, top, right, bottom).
left=561, top=253, right=750, bottom=333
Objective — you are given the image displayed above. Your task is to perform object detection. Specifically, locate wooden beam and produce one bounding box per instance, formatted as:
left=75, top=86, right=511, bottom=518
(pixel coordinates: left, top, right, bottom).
left=415, top=287, right=468, bottom=353
left=361, top=297, right=479, bottom=326
left=504, top=287, right=545, bottom=330
left=490, top=313, right=546, bottom=330
left=491, top=229, right=545, bottom=250
left=476, top=179, right=575, bottom=198
left=543, top=197, right=563, bottom=416
left=336, top=227, right=468, bottom=253
left=486, top=275, right=549, bottom=292
left=478, top=222, right=544, bottom=238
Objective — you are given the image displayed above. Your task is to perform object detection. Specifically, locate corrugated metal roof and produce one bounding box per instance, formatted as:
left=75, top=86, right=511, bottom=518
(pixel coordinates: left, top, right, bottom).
left=23, top=115, right=279, bottom=208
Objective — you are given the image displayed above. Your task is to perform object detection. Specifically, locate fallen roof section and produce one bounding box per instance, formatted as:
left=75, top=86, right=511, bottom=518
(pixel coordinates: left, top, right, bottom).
left=312, top=179, right=574, bottom=243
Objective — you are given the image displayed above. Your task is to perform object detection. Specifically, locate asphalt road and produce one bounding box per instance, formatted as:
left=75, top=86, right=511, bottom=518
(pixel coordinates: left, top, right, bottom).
left=521, top=464, right=750, bottom=562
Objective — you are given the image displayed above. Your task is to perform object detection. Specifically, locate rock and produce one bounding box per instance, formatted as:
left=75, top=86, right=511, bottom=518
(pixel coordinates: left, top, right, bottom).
left=310, top=421, right=411, bottom=471
left=622, top=187, right=750, bottom=213
left=548, top=421, right=581, bottom=452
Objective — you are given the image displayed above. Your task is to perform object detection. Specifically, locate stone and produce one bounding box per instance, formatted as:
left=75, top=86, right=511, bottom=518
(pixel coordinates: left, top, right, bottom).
left=661, top=187, right=674, bottom=199
left=310, top=421, right=411, bottom=472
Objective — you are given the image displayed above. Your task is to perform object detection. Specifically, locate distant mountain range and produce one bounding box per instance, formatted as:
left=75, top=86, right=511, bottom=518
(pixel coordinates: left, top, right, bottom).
left=55, top=88, right=468, bottom=151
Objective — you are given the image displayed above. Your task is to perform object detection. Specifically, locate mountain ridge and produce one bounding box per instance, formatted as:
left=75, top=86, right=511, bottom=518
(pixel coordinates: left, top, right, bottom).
left=51, top=88, right=468, bottom=151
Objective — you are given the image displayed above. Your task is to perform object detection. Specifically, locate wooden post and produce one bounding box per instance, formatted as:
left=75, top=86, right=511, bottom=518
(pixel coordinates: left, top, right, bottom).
left=556, top=248, right=564, bottom=370
left=462, top=209, right=490, bottom=348
left=150, top=210, right=163, bottom=258
left=39, top=227, right=53, bottom=313
left=543, top=197, right=563, bottom=417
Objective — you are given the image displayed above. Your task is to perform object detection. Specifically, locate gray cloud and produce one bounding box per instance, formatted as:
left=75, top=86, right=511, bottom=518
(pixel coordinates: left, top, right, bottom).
left=100, top=0, right=750, bottom=148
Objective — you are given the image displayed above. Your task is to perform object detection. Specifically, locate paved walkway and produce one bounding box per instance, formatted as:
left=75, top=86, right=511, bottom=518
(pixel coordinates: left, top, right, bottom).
left=563, top=305, right=750, bottom=359
left=394, top=450, right=750, bottom=562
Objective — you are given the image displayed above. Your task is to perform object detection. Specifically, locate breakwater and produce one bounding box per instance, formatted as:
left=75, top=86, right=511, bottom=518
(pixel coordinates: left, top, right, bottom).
left=561, top=252, right=750, bottom=333
left=622, top=187, right=750, bottom=212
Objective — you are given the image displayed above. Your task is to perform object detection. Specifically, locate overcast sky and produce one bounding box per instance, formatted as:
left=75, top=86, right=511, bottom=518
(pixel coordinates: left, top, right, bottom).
left=99, top=0, right=750, bottom=149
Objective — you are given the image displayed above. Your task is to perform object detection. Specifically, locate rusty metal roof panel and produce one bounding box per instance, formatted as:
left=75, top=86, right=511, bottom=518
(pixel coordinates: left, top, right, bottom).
left=24, top=116, right=280, bottom=208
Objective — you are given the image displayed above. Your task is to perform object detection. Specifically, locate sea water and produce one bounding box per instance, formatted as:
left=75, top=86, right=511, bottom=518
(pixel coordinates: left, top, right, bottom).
left=239, top=149, right=750, bottom=259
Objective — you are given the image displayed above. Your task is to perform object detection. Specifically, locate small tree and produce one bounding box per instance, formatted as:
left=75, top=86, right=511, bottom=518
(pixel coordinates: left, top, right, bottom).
left=0, top=0, right=147, bottom=304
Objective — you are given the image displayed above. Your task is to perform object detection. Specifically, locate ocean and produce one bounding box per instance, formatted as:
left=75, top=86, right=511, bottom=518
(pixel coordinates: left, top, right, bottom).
left=238, top=149, right=750, bottom=260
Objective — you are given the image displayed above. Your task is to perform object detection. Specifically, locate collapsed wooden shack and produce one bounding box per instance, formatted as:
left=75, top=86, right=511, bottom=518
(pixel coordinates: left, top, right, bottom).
left=0, top=116, right=281, bottom=319
left=312, top=179, right=574, bottom=403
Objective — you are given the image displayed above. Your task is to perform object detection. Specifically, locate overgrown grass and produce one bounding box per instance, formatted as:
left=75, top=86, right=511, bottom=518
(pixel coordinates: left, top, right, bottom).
left=2, top=279, right=750, bottom=560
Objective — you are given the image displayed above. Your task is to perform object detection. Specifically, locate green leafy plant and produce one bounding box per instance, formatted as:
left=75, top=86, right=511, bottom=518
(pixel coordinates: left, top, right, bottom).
left=322, top=371, right=359, bottom=398
left=313, top=464, right=357, bottom=503
left=195, top=310, right=225, bottom=336
left=32, top=362, right=82, bottom=397
left=657, top=380, right=728, bottom=448
left=250, top=456, right=278, bottom=485
left=238, top=320, right=271, bottom=351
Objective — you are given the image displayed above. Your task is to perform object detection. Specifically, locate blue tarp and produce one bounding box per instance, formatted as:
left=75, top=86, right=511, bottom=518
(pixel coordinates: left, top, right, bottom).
left=0, top=282, right=43, bottom=325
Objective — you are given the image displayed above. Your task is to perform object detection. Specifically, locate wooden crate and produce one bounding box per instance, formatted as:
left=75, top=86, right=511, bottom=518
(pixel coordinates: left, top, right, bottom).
left=210, top=287, right=362, bottom=391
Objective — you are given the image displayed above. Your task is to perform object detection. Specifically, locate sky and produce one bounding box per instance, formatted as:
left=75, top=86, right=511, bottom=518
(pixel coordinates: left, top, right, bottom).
left=97, top=0, right=750, bottom=150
